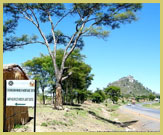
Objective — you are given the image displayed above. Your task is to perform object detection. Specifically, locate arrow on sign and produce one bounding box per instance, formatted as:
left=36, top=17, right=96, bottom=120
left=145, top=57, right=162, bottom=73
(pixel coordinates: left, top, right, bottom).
left=15, top=103, right=26, bottom=106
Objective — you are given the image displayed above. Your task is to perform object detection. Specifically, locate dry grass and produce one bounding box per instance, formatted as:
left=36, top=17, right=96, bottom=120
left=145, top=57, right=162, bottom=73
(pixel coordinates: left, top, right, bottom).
left=11, top=101, right=138, bottom=132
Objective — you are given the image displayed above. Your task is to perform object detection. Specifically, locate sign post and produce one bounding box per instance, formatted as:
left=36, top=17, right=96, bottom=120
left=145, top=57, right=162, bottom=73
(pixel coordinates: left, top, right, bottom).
left=34, top=80, right=37, bottom=132
left=3, top=81, right=7, bottom=132
left=5, top=80, right=37, bottom=132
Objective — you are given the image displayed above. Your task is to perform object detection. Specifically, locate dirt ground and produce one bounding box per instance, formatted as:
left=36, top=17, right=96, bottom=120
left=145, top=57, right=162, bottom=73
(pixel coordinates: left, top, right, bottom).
left=10, top=101, right=157, bottom=132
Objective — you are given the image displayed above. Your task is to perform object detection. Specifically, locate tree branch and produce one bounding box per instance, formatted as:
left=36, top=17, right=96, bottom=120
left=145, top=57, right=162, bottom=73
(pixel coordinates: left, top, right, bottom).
left=47, top=12, right=59, bottom=75
left=61, top=71, right=72, bottom=82
left=54, top=10, right=73, bottom=30
left=20, top=8, right=58, bottom=77
left=29, top=7, right=40, bottom=27
left=58, top=13, right=91, bottom=80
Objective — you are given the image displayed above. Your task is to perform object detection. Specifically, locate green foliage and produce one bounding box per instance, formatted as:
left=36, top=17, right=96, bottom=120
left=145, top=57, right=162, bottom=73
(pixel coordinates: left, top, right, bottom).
left=92, top=89, right=106, bottom=103
left=3, top=19, right=18, bottom=36
left=135, top=95, right=148, bottom=102
left=105, top=86, right=121, bottom=104
left=148, top=93, right=156, bottom=101
left=61, top=49, right=94, bottom=104
left=23, top=49, right=93, bottom=105
left=22, top=55, right=51, bottom=104
left=14, top=124, right=23, bottom=129
left=4, top=3, right=142, bottom=51
left=74, top=89, right=89, bottom=104
left=41, top=122, right=48, bottom=127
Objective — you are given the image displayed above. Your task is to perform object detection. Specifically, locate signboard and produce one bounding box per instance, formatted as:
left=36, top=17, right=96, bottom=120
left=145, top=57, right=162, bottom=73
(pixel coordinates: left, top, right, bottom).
left=4, top=80, right=37, bottom=132
left=6, top=80, right=35, bottom=107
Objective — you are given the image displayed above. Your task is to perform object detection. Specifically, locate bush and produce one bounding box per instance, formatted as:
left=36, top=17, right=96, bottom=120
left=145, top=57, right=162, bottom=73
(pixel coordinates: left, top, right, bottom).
left=92, top=90, right=106, bottom=103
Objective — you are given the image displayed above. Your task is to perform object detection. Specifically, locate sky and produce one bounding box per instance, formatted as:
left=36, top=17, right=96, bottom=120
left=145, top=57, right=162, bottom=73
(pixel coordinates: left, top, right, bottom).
left=3, top=3, right=160, bottom=94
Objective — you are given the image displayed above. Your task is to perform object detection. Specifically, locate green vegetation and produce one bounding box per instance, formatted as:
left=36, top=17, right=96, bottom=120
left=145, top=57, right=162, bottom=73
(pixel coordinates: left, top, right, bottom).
left=92, top=89, right=106, bottom=103
left=50, top=120, right=69, bottom=126
left=148, top=94, right=156, bottom=101
left=64, top=112, right=76, bottom=118
left=104, top=86, right=121, bottom=104
left=14, top=124, right=29, bottom=131
left=135, top=95, right=148, bottom=102
left=109, top=104, right=121, bottom=111
left=41, top=119, right=74, bottom=127
left=76, top=110, right=88, bottom=117
left=41, top=122, right=48, bottom=127
left=143, top=102, right=160, bottom=109
left=23, top=49, right=94, bottom=105
left=14, top=124, right=23, bottom=129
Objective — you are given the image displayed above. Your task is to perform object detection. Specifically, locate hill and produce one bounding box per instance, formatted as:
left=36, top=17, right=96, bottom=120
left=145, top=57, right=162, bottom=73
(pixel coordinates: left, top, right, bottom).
left=108, top=75, right=153, bottom=97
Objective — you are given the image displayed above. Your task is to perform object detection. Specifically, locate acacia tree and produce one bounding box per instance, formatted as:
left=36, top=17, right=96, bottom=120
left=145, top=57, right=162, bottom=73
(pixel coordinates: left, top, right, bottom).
left=3, top=3, right=142, bottom=109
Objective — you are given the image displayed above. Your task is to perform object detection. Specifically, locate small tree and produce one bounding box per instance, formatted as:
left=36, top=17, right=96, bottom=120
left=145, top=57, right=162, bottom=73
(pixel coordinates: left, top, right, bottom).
left=105, top=86, right=121, bottom=104
left=22, top=56, right=50, bottom=104
left=148, top=94, right=156, bottom=101
left=92, top=89, right=106, bottom=103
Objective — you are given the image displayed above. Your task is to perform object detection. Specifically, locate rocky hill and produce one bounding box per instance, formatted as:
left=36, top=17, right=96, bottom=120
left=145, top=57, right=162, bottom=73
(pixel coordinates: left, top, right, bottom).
left=108, top=75, right=153, bottom=97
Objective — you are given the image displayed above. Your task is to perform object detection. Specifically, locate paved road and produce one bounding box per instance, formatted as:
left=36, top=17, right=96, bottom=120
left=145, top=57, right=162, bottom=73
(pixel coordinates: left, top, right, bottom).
left=121, top=102, right=160, bottom=131
left=124, top=102, right=160, bottom=120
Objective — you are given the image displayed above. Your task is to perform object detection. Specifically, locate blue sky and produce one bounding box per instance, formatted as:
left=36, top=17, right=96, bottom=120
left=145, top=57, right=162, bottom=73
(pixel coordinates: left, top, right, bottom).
left=3, top=3, right=160, bottom=93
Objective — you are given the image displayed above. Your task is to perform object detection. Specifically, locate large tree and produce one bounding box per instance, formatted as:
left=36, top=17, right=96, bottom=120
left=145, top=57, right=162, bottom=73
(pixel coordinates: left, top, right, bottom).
left=3, top=3, right=142, bottom=109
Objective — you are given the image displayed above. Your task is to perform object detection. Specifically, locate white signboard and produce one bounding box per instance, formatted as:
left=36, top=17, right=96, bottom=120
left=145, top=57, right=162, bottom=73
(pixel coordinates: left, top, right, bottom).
left=6, top=80, right=35, bottom=107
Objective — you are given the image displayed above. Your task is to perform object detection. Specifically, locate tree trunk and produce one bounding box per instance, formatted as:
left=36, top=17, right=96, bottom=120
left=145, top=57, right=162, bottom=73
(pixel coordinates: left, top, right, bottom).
left=77, top=94, right=80, bottom=104
left=54, top=83, right=63, bottom=110
left=62, top=92, right=65, bottom=105
left=52, top=91, right=55, bottom=104
left=40, top=83, right=45, bottom=105
left=65, top=82, right=68, bottom=104
left=42, top=88, right=45, bottom=105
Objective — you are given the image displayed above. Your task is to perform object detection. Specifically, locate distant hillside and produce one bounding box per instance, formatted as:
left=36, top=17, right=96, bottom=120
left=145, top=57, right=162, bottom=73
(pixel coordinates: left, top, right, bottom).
left=108, top=75, right=153, bottom=97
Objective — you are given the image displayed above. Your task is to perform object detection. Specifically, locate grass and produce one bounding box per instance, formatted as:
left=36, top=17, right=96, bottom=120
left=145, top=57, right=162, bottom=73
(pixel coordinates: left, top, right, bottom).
left=14, top=124, right=23, bottom=129
left=76, top=110, right=88, bottom=117
left=49, top=119, right=74, bottom=126
left=64, top=109, right=88, bottom=118
left=68, top=119, right=74, bottom=126
left=111, top=112, right=119, bottom=117
left=41, top=122, right=48, bottom=127
left=41, top=119, right=74, bottom=127
left=64, top=112, right=76, bottom=118
left=107, top=104, right=121, bottom=112
left=143, top=102, right=160, bottom=109
left=14, top=124, right=29, bottom=130
left=51, top=120, right=68, bottom=126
